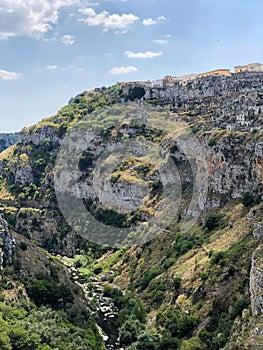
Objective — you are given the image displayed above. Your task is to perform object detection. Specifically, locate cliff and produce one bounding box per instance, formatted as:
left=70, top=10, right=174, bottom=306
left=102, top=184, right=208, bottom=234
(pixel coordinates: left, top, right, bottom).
left=0, top=214, right=16, bottom=269
left=0, top=73, right=262, bottom=349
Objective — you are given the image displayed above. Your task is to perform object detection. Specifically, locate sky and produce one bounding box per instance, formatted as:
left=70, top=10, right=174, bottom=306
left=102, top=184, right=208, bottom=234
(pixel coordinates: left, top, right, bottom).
left=0, top=0, right=263, bottom=132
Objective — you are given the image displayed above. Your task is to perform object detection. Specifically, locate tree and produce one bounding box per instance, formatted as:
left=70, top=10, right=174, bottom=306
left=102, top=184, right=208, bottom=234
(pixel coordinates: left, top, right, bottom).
left=119, top=317, right=143, bottom=346
left=9, top=326, right=40, bottom=350
left=135, top=331, right=159, bottom=350
left=180, top=336, right=205, bottom=350
left=0, top=332, right=11, bottom=350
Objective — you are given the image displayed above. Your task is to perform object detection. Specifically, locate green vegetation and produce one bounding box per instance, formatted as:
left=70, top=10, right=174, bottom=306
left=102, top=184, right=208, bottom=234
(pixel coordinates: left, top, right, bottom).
left=0, top=303, right=104, bottom=350
left=205, top=214, right=224, bottom=231
left=241, top=192, right=254, bottom=207
left=27, top=279, right=74, bottom=308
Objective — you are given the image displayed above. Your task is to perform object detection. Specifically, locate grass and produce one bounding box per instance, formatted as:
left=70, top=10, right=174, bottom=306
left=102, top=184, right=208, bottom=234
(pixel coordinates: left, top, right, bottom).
left=0, top=180, right=15, bottom=201
left=0, top=145, right=15, bottom=160
left=92, top=248, right=127, bottom=273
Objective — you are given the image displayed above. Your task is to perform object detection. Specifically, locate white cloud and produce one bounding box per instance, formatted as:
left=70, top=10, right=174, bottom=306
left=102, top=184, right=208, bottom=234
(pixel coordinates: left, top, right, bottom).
left=157, top=16, right=168, bottom=22
left=61, top=34, right=75, bottom=45
left=143, top=16, right=168, bottom=26
left=46, top=65, right=58, bottom=70
left=153, top=39, right=168, bottom=45
left=124, top=50, right=163, bottom=59
left=143, top=18, right=156, bottom=26
left=109, top=66, right=138, bottom=75
left=0, top=0, right=79, bottom=39
left=0, top=68, right=22, bottom=80
left=79, top=8, right=139, bottom=32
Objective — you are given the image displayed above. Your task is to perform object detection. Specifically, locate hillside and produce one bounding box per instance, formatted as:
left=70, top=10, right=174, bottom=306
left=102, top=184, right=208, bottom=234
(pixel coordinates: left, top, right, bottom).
left=0, top=133, right=19, bottom=153
left=0, top=71, right=262, bottom=349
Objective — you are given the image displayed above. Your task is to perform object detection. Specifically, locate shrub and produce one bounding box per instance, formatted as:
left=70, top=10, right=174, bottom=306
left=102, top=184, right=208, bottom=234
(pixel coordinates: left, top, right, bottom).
left=241, top=192, right=254, bottom=207
left=27, top=280, right=74, bottom=308
left=103, top=286, right=123, bottom=308
left=173, top=277, right=181, bottom=290
left=163, top=257, right=176, bottom=269
left=180, top=336, right=204, bottom=350
left=160, top=335, right=179, bottom=350
left=135, top=331, right=159, bottom=350
left=210, top=251, right=226, bottom=265
left=19, top=242, right=27, bottom=251
left=230, top=298, right=250, bottom=320
left=205, top=214, right=223, bottom=231
left=200, top=273, right=208, bottom=281
left=119, top=317, right=143, bottom=346
left=0, top=332, right=11, bottom=350
left=93, top=267, right=102, bottom=275
left=139, top=265, right=164, bottom=291
left=208, top=138, right=217, bottom=146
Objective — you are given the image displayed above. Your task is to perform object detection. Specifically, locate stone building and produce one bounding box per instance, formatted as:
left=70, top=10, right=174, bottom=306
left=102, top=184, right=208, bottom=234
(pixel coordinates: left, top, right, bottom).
left=234, top=62, right=263, bottom=73
left=198, top=69, right=231, bottom=78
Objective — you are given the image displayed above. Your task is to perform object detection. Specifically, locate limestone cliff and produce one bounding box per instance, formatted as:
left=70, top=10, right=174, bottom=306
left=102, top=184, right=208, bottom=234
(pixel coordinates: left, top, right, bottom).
left=0, top=214, right=16, bottom=269
left=0, top=74, right=262, bottom=349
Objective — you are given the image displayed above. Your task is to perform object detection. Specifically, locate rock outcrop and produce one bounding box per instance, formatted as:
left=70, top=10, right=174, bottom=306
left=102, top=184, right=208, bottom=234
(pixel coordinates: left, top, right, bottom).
left=250, top=246, right=263, bottom=317
left=0, top=214, right=16, bottom=269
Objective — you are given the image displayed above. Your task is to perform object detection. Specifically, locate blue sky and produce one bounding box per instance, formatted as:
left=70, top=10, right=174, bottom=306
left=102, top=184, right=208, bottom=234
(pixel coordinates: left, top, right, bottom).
left=0, top=0, right=262, bottom=132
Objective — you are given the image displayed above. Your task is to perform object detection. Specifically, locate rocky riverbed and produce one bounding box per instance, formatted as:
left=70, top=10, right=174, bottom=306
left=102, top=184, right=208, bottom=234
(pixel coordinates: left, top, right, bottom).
left=65, top=264, right=122, bottom=349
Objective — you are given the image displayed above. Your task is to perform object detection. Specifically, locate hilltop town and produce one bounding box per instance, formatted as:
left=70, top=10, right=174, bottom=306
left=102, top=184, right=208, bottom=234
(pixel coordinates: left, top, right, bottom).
left=113, top=62, right=263, bottom=133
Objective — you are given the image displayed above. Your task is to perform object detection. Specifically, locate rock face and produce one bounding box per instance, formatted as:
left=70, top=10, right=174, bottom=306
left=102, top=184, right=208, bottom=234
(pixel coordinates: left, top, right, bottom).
left=0, top=73, right=262, bottom=252
left=0, top=133, right=19, bottom=152
left=117, top=71, right=263, bottom=132
left=0, top=215, right=16, bottom=269
left=250, top=246, right=263, bottom=317
left=205, top=137, right=263, bottom=204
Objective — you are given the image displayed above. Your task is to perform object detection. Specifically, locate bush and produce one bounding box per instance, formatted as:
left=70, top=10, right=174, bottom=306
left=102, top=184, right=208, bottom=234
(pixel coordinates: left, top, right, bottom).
left=27, top=280, right=74, bottom=308
left=19, top=242, right=27, bottom=251
left=181, top=336, right=204, bottom=350
left=208, top=138, right=217, bottom=146
left=160, top=335, right=179, bottom=350
left=205, top=214, right=223, bottom=231
left=159, top=308, right=199, bottom=339
left=9, top=326, right=40, bottom=350
left=173, top=277, right=181, bottom=290
left=93, top=267, right=102, bottom=275
left=163, top=257, right=176, bottom=269
left=135, top=331, right=159, bottom=350
left=210, top=251, right=226, bottom=266
left=139, top=265, right=164, bottom=291
left=241, top=192, right=254, bottom=207
left=119, top=317, right=143, bottom=346
left=0, top=332, right=11, bottom=350
left=200, top=273, right=208, bottom=281
left=103, top=286, right=123, bottom=308
left=230, top=298, right=250, bottom=320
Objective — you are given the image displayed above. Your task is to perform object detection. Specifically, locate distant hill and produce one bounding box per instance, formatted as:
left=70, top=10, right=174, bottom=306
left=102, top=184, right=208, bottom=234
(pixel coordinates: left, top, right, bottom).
left=0, top=133, right=19, bottom=152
